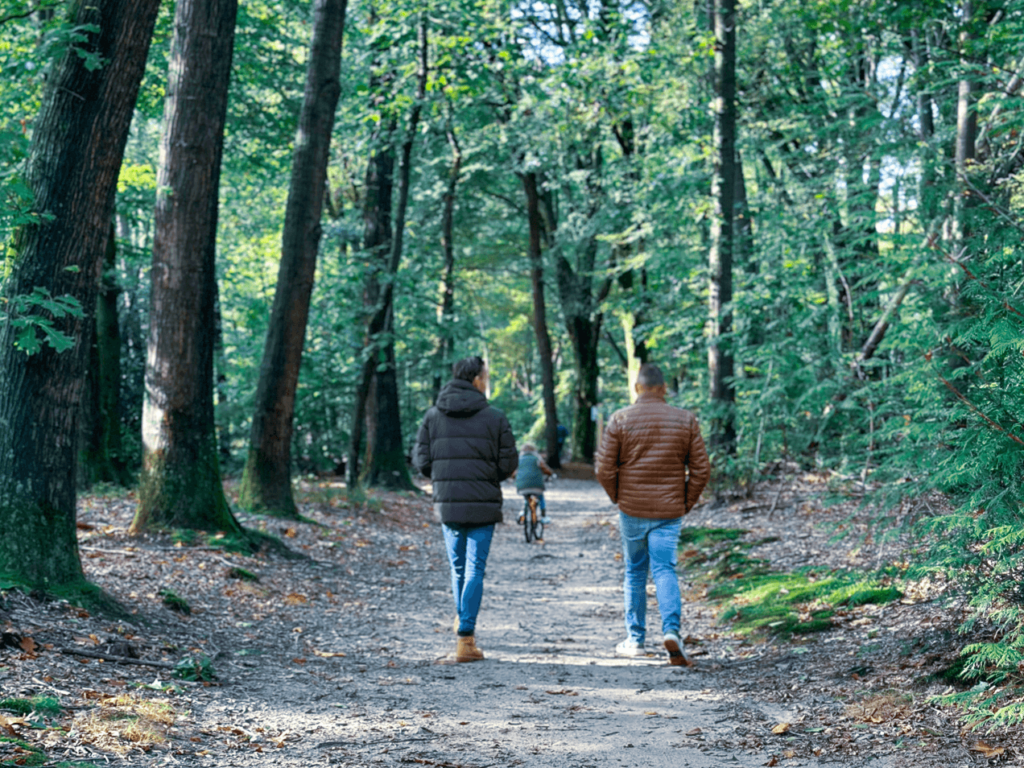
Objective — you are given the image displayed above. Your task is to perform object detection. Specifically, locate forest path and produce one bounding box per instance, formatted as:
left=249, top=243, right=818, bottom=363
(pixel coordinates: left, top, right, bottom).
left=199, top=479, right=847, bottom=768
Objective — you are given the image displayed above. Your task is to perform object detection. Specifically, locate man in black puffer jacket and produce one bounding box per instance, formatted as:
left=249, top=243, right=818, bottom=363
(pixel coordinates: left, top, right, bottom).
left=413, top=356, right=517, bottom=662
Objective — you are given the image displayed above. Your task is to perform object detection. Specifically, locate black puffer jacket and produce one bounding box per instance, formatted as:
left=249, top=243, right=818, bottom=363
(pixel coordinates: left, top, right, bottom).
left=413, top=379, right=518, bottom=526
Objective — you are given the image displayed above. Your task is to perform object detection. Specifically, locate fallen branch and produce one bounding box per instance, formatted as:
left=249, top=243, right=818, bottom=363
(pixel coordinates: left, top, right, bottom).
left=58, top=647, right=178, bottom=669
left=319, top=735, right=438, bottom=749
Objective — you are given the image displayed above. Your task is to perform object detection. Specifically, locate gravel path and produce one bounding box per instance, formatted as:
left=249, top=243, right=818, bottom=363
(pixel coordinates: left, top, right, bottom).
left=189, top=479, right=846, bottom=768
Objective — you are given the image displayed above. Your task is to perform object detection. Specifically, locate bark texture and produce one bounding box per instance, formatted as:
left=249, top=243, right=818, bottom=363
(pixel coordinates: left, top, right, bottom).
left=133, top=0, right=241, bottom=533
left=708, top=0, right=737, bottom=452
left=238, top=0, right=348, bottom=517
left=0, top=0, right=160, bottom=587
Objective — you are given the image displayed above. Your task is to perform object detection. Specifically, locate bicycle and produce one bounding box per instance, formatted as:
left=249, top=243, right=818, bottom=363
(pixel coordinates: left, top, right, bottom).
left=520, top=492, right=544, bottom=543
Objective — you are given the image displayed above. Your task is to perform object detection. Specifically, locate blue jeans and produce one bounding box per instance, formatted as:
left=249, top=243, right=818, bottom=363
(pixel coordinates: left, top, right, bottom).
left=442, top=523, right=495, bottom=636
left=618, top=513, right=683, bottom=643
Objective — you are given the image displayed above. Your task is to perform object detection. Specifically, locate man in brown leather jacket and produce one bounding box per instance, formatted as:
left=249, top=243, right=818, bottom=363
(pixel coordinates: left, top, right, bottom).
left=595, top=363, right=710, bottom=666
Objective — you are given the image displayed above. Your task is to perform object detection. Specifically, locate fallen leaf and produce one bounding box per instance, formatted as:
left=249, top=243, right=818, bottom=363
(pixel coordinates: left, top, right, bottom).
left=284, top=593, right=308, bottom=605
left=312, top=649, right=346, bottom=658
left=20, top=636, right=37, bottom=655
left=292, top=657, right=307, bottom=664
left=686, top=727, right=702, bottom=735
left=545, top=689, right=578, bottom=696
left=644, top=711, right=658, bottom=716
left=784, top=750, right=796, bottom=758
left=0, top=715, right=30, bottom=736
left=972, top=741, right=1005, bottom=758
left=284, top=528, right=298, bottom=538
left=765, top=757, right=779, bottom=767
left=771, top=723, right=791, bottom=734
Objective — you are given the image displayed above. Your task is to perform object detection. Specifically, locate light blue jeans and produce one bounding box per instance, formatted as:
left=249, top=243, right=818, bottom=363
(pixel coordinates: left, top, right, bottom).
left=442, top=523, right=495, bottom=636
left=618, top=513, right=683, bottom=643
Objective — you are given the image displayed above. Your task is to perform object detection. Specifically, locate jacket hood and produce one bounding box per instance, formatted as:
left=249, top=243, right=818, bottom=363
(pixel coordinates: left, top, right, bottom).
left=436, top=379, right=489, bottom=417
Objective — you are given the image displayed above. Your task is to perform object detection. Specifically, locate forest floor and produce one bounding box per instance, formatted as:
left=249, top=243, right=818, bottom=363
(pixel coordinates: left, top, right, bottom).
left=0, top=474, right=1017, bottom=767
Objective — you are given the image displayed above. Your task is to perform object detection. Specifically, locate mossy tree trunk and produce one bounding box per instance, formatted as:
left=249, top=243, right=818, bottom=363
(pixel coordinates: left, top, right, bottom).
left=132, top=0, right=241, bottom=534
left=0, top=0, right=160, bottom=588
left=238, top=0, right=349, bottom=517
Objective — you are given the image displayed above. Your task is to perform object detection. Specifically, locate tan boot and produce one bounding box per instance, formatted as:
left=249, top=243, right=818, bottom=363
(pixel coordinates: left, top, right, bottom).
left=455, top=635, right=484, bottom=662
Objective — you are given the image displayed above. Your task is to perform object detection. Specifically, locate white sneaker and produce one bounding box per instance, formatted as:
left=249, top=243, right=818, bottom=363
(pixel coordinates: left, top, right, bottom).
left=540, top=516, right=551, bottom=525
left=663, top=632, right=690, bottom=667
left=615, top=638, right=645, bottom=657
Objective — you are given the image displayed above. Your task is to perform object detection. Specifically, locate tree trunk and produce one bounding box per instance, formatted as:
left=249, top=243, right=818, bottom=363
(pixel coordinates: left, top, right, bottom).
left=910, top=24, right=939, bottom=223
left=432, top=118, right=462, bottom=403
left=954, top=0, right=979, bottom=243
left=81, top=222, right=130, bottom=487
left=555, top=233, right=606, bottom=465
left=0, top=0, right=160, bottom=588
left=347, top=128, right=394, bottom=488
left=238, top=0, right=348, bottom=517
left=357, top=17, right=427, bottom=491
left=708, top=0, right=737, bottom=452
left=521, top=171, right=561, bottom=468
left=132, top=0, right=241, bottom=533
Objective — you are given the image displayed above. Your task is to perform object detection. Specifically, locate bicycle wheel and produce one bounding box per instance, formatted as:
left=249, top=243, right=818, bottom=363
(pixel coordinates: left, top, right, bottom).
left=524, top=496, right=537, bottom=543
left=531, top=513, right=544, bottom=542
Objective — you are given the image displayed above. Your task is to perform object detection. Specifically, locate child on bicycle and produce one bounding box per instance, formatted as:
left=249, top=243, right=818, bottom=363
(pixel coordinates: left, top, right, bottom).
left=515, top=443, right=554, bottom=525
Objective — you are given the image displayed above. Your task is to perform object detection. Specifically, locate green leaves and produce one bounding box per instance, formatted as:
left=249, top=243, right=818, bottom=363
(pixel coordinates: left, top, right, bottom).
left=2, top=287, right=84, bottom=356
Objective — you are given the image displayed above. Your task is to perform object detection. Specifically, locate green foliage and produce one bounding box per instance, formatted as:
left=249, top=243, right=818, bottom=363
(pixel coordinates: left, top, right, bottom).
left=1, top=286, right=83, bottom=355
left=225, top=566, right=259, bottom=582
left=173, top=654, right=215, bottom=682
left=0, top=696, right=61, bottom=718
left=158, top=589, right=191, bottom=615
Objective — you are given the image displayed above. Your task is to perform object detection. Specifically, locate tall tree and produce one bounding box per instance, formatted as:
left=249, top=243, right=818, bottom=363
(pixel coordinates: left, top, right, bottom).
left=707, top=0, right=737, bottom=452
left=131, top=0, right=242, bottom=532
left=0, top=0, right=160, bottom=588
left=349, top=16, right=427, bottom=490
left=238, top=0, right=349, bottom=518
left=432, top=113, right=463, bottom=402
left=521, top=171, right=561, bottom=468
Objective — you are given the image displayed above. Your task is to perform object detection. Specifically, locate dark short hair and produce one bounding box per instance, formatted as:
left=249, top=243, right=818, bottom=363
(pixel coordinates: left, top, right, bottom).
left=452, top=356, right=486, bottom=382
left=636, top=363, right=665, bottom=388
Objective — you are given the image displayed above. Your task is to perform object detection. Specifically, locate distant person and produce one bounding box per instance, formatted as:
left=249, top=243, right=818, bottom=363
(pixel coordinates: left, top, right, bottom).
left=556, top=423, right=569, bottom=462
left=413, top=356, right=517, bottom=662
left=595, top=363, right=710, bottom=666
left=515, top=442, right=554, bottom=525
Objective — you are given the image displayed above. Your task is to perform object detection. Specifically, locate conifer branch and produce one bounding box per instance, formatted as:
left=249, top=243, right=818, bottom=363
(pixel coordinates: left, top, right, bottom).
left=937, top=374, right=1024, bottom=447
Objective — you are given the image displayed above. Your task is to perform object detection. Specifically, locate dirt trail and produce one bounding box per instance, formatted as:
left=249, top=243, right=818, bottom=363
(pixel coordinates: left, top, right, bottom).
left=195, top=479, right=848, bottom=768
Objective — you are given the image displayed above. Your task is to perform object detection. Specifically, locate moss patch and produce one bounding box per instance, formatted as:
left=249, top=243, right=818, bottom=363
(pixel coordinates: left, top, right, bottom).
left=679, top=526, right=903, bottom=638
left=0, top=696, right=61, bottom=717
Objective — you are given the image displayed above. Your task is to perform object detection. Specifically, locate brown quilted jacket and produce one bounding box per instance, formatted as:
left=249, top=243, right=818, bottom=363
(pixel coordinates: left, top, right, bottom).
left=595, top=392, right=711, bottom=518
